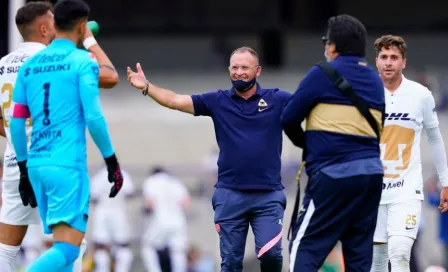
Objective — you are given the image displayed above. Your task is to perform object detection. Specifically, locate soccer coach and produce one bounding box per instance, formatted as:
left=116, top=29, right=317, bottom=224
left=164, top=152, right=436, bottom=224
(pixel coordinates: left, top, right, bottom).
left=127, top=47, right=291, bottom=272
left=281, top=15, right=385, bottom=272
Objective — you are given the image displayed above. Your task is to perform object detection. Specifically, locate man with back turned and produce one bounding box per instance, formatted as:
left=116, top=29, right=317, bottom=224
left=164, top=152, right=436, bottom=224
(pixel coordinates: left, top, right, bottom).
left=282, top=14, right=385, bottom=272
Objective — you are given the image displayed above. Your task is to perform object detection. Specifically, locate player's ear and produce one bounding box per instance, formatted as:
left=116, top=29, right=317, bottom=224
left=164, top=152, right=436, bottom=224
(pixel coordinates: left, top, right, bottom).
left=256, top=65, right=262, bottom=77
left=402, top=58, right=407, bottom=69
left=40, top=24, right=48, bottom=38
left=78, top=20, right=87, bottom=36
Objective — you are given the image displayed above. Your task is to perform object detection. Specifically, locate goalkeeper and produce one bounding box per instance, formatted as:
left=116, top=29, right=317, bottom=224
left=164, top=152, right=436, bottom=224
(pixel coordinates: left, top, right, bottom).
left=10, top=0, right=124, bottom=271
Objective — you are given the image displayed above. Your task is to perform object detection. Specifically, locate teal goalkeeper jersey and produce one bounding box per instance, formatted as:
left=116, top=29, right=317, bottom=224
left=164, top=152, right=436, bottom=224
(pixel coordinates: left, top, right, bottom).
left=11, top=38, right=113, bottom=170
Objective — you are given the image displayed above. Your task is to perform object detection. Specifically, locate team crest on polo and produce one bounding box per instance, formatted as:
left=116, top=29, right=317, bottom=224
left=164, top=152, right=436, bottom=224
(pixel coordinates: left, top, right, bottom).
left=258, top=99, right=268, bottom=107
left=258, top=99, right=269, bottom=112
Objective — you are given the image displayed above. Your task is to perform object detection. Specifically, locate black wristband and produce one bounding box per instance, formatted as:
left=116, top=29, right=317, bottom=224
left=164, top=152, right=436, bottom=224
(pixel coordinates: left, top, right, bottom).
left=17, top=160, right=27, bottom=173
left=104, top=153, right=118, bottom=167
left=142, top=80, right=149, bottom=96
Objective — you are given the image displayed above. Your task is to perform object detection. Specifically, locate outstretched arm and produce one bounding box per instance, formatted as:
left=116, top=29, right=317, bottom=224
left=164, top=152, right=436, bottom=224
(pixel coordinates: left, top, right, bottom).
left=127, top=63, right=194, bottom=114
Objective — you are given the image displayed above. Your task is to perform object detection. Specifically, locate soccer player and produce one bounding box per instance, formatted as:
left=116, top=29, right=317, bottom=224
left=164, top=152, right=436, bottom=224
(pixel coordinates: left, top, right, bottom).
left=9, top=0, right=124, bottom=271
left=0, top=1, right=120, bottom=271
left=90, top=166, right=136, bottom=272
left=127, top=47, right=291, bottom=271
left=370, top=35, right=448, bottom=272
left=141, top=166, right=191, bottom=272
left=282, top=15, right=385, bottom=272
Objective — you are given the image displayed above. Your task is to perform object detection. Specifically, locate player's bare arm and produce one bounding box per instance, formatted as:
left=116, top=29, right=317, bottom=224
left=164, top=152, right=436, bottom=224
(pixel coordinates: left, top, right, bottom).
left=84, top=27, right=119, bottom=89
left=0, top=109, right=6, bottom=138
left=127, top=63, right=194, bottom=115
left=439, top=182, right=448, bottom=212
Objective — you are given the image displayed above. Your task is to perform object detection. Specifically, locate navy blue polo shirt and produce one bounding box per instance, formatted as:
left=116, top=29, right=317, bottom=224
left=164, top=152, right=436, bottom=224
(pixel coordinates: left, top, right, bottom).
left=191, top=83, right=292, bottom=190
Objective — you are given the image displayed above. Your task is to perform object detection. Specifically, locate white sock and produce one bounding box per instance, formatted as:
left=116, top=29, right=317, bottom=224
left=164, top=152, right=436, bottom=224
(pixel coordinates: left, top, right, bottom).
left=114, top=247, right=133, bottom=272
left=94, top=249, right=111, bottom=272
left=73, top=239, right=87, bottom=272
left=171, top=249, right=187, bottom=272
left=389, top=236, right=413, bottom=272
left=0, top=243, right=21, bottom=272
left=141, top=246, right=162, bottom=272
left=371, top=243, right=389, bottom=272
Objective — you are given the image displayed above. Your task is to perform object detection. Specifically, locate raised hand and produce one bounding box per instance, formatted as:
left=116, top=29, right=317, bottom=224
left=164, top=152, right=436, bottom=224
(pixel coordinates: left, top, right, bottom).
left=127, top=63, right=148, bottom=91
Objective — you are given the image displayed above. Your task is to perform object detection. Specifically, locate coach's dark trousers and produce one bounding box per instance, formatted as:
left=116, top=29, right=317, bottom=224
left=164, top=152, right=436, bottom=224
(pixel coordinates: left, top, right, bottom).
left=212, top=188, right=286, bottom=272
left=289, top=171, right=383, bottom=272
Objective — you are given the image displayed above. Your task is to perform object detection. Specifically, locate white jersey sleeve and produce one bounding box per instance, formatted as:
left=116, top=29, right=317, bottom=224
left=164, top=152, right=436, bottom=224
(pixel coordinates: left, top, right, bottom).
left=0, top=42, right=46, bottom=181
left=425, top=127, right=448, bottom=187
left=422, top=91, right=439, bottom=129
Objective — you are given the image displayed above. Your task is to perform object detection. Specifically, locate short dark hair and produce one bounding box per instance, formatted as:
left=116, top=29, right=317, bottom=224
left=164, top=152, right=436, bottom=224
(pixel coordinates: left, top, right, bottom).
left=325, top=14, right=367, bottom=57
left=15, top=1, right=53, bottom=38
left=54, top=0, right=90, bottom=31
left=374, top=35, right=407, bottom=58
left=230, top=47, right=259, bottom=61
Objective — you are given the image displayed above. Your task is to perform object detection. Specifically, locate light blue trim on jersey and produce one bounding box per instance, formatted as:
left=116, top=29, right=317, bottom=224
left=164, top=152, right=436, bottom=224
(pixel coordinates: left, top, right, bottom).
left=87, top=116, right=114, bottom=158
left=10, top=118, right=28, bottom=162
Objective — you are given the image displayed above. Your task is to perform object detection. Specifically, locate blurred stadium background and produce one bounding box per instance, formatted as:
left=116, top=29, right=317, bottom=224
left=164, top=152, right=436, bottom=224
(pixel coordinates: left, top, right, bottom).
left=2, top=0, right=448, bottom=271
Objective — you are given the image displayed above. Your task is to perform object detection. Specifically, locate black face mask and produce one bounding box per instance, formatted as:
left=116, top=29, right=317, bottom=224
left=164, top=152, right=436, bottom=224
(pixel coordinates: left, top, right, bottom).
left=231, top=77, right=257, bottom=93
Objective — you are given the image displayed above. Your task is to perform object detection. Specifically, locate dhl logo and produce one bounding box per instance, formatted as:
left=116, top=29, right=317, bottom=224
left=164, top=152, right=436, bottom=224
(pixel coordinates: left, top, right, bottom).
left=384, top=113, right=411, bottom=121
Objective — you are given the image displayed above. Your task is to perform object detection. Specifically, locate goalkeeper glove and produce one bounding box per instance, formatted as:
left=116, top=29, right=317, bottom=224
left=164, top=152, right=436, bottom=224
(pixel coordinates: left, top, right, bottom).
left=17, top=161, right=37, bottom=208
left=104, top=154, right=123, bottom=198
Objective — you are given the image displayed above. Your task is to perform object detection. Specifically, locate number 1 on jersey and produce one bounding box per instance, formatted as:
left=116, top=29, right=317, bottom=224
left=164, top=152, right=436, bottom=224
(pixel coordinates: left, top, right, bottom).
left=43, top=82, right=50, bottom=126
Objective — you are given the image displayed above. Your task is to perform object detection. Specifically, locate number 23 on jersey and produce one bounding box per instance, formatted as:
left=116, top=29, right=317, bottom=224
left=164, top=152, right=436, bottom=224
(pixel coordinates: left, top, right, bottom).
left=1, top=83, right=32, bottom=127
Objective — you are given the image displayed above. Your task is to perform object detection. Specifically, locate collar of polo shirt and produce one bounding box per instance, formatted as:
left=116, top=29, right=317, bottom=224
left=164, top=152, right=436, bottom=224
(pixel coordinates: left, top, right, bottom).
left=229, top=83, right=264, bottom=99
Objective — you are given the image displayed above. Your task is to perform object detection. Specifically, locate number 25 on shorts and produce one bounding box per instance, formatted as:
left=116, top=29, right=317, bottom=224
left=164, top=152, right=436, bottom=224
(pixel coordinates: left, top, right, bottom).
left=405, top=214, right=417, bottom=226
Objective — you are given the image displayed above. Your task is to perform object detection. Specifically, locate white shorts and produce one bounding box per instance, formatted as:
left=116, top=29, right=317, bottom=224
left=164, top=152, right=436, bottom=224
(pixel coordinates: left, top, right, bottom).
left=143, top=222, right=187, bottom=251
left=373, top=199, right=422, bottom=243
left=91, top=208, right=132, bottom=245
left=0, top=180, right=40, bottom=225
